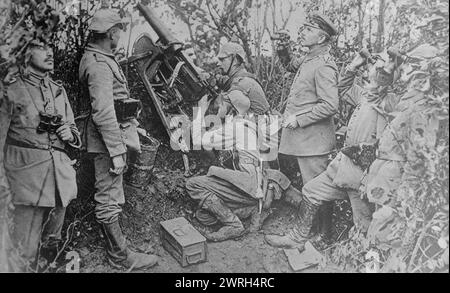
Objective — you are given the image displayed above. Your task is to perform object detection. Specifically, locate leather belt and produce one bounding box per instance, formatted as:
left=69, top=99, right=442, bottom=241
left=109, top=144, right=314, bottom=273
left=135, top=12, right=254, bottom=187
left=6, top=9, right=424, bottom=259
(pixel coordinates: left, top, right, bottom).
left=239, top=157, right=260, bottom=167
left=6, top=137, right=67, bottom=154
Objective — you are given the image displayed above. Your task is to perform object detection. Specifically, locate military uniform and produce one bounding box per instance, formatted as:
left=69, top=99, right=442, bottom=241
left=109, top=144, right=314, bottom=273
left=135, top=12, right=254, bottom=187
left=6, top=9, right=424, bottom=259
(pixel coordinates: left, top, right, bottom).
left=300, top=63, right=405, bottom=235
left=224, top=65, right=270, bottom=116
left=365, top=89, right=436, bottom=244
left=77, top=9, right=158, bottom=270
left=1, top=72, right=81, bottom=264
left=279, top=44, right=339, bottom=182
left=78, top=43, right=140, bottom=224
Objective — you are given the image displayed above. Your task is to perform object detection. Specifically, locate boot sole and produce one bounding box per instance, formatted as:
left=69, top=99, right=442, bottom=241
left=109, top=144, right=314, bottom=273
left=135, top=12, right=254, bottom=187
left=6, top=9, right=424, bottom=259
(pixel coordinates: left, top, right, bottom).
left=107, top=258, right=158, bottom=271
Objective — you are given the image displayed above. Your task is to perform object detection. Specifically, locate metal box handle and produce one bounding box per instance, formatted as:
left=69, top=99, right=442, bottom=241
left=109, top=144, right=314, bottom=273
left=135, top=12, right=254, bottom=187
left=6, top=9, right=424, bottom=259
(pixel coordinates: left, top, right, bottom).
left=173, top=228, right=185, bottom=237
left=186, top=250, right=203, bottom=264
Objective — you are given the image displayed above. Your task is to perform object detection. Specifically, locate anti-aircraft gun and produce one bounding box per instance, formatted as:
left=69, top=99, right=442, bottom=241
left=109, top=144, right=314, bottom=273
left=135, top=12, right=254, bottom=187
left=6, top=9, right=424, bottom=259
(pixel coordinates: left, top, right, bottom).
left=123, top=2, right=219, bottom=175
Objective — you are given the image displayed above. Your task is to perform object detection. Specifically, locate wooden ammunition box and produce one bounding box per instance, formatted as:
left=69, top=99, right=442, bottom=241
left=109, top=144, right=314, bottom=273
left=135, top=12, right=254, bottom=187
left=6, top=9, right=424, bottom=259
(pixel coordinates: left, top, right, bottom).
left=160, top=217, right=207, bottom=267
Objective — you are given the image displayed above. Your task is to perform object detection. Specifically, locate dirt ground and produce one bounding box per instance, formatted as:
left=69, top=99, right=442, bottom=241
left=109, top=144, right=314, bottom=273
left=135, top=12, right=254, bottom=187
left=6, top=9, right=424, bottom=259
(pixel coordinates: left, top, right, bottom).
left=58, top=142, right=348, bottom=273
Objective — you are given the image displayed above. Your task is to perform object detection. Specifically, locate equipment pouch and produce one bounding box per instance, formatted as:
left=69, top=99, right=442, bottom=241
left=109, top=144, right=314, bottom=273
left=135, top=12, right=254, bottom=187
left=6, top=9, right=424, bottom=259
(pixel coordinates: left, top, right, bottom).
left=114, top=98, right=142, bottom=122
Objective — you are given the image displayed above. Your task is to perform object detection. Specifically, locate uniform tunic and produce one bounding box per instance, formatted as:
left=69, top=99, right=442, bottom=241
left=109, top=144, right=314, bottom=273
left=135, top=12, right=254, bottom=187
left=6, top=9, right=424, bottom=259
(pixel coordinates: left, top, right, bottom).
left=78, top=43, right=139, bottom=223
left=365, top=90, right=437, bottom=244
left=78, top=43, right=139, bottom=157
left=302, top=68, right=393, bottom=231
left=226, top=66, right=270, bottom=115
left=186, top=116, right=259, bottom=209
left=2, top=73, right=80, bottom=207
left=279, top=44, right=339, bottom=157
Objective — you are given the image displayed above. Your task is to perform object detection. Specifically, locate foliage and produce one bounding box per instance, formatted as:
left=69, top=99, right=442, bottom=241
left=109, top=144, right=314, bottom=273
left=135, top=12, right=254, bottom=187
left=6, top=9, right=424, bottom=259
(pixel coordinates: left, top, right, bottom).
left=0, top=0, right=448, bottom=273
left=330, top=0, right=449, bottom=273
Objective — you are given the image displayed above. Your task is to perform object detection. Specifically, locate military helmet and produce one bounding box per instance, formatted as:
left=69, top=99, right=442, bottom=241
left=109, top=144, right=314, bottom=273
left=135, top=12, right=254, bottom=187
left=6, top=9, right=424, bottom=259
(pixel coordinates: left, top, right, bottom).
left=89, top=9, right=130, bottom=33
left=217, top=42, right=246, bottom=62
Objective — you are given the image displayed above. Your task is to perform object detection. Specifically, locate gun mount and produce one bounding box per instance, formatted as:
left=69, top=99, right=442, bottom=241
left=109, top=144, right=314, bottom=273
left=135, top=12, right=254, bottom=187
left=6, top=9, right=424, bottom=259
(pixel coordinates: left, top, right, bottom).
left=121, top=2, right=219, bottom=176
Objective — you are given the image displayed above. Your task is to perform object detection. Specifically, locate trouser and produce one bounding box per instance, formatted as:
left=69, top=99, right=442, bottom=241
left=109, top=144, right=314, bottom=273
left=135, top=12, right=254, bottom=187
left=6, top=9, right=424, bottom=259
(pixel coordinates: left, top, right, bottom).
left=11, top=205, right=66, bottom=266
left=92, top=153, right=125, bottom=224
left=186, top=175, right=257, bottom=225
left=303, top=169, right=373, bottom=232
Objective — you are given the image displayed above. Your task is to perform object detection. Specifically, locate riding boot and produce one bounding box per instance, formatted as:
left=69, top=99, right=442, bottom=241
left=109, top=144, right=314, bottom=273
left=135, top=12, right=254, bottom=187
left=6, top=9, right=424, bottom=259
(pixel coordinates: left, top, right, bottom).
left=311, top=202, right=333, bottom=250
left=101, top=221, right=158, bottom=270
left=265, top=197, right=320, bottom=251
left=201, top=195, right=245, bottom=242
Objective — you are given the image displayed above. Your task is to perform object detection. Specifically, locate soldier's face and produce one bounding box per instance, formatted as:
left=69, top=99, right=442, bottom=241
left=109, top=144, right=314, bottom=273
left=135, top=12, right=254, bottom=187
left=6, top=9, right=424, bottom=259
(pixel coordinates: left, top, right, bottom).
left=218, top=55, right=233, bottom=75
left=109, top=26, right=124, bottom=49
left=298, top=26, right=323, bottom=47
left=29, top=45, right=54, bottom=73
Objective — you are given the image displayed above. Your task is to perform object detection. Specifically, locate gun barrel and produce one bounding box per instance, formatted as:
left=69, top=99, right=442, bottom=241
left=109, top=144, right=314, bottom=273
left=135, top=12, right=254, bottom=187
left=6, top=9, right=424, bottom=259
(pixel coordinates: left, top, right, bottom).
left=137, top=2, right=180, bottom=46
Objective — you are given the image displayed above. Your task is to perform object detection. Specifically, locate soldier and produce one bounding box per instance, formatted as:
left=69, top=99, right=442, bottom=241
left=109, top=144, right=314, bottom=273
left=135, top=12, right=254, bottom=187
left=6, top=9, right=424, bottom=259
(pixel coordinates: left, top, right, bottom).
left=185, top=42, right=272, bottom=241
left=270, top=14, right=339, bottom=245
left=215, top=42, right=270, bottom=116
left=78, top=9, right=158, bottom=270
left=364, top=45, right=438, bottom=245
left=265, top=48, right=404, bottom=251
left=0, top=39, right=81, bottom=271
left=186, top=91, right=262, bottom=241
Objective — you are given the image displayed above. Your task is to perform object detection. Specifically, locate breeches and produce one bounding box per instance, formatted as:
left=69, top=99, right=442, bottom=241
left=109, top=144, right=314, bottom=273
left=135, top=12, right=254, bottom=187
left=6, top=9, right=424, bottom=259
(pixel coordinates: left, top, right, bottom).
left=92, top=153, right=125, bottom=224
left=303, top=169, right=372, bottom=232
left=11, top=205, right=66, bottom=263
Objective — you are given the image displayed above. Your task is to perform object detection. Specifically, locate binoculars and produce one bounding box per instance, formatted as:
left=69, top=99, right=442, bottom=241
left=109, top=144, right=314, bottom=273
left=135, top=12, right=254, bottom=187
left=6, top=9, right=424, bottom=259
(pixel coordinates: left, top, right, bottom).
left=358, top=49, right=378, bottom=64
left=271, top=31, right=290, bottom=42
left=37, top=112, right=64, bottom=134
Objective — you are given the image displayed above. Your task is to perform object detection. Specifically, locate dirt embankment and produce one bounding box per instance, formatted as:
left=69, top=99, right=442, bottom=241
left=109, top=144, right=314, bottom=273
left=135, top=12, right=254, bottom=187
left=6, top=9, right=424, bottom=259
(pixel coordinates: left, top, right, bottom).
left=60, top=141, right=348, bottom=273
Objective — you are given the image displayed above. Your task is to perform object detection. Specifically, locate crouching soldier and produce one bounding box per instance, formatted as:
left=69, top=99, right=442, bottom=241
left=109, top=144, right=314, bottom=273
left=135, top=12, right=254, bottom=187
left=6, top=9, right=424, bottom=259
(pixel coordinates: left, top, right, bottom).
left=78, top=9, right=158, bottom=270
left=186, top=90, right=264, bottom=241
left=0, top=40, right=81, bottom=271
left=265, top=48, right=404, bottom=251
left=363, top=45, right=439, bottom=245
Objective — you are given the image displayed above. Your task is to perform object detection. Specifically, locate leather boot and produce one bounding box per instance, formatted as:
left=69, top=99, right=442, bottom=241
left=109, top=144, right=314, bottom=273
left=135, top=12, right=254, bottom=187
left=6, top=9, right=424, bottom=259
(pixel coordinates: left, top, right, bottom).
left=101, top=221, right=158, bottom=270
left=265, top=197, right=320, bottom=251
left=248, top=209, right=271, bottom=233
left=311, top=202, right=333, bottom=250
left=283, top=184, right=303, bottom=208
left=201, top=195, right=245, bottom=242
left=195, top=209, right=219, bottom=226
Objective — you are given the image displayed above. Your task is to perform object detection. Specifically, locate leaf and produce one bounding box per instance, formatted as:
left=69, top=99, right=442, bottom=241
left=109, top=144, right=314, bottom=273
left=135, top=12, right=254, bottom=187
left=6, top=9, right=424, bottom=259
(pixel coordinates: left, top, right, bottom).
left=431, top=226, right=442, bottom=232
left=438, top=237, right=448, bottom=249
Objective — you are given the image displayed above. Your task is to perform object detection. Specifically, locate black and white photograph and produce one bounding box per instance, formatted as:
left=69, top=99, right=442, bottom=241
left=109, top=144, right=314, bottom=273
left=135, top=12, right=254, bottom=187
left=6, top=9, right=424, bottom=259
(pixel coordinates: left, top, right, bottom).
left=0, top=0, right=448, bottom=276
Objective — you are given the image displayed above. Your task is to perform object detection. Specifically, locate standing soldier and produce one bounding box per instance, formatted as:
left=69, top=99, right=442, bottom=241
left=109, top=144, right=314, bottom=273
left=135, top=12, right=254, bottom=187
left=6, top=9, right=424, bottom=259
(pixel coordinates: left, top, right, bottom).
left=78, top=9, right=158, bottom=270
left=266, top=48, right=404, bottom=251
left=270, top=14, right=339, bottom=245
left=0, top=39, right=81, bottom=271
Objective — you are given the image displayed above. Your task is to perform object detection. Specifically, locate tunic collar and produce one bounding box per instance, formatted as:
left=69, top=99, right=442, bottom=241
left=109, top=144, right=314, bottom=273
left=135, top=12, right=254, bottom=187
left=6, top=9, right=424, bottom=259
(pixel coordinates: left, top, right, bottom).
left=228, top=64, right=247, bottom=78
left=85, top=43, right=116, bottom=59
left=304, top=44, right=330, bottom=62
left=23, top=71, right=51, bottom=88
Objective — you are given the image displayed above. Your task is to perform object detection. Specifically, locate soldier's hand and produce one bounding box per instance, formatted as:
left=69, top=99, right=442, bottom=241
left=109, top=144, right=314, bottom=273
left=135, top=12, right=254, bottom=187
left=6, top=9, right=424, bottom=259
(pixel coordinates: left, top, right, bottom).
left=56, top=124, right=74, bottom=143
left=272, top=30, right=291, bottom=50
left=282, top=114, right=299, bottom=129
left=348, top=51, right=368, bottom=71
left=110, top=155, right=126, bottom=176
